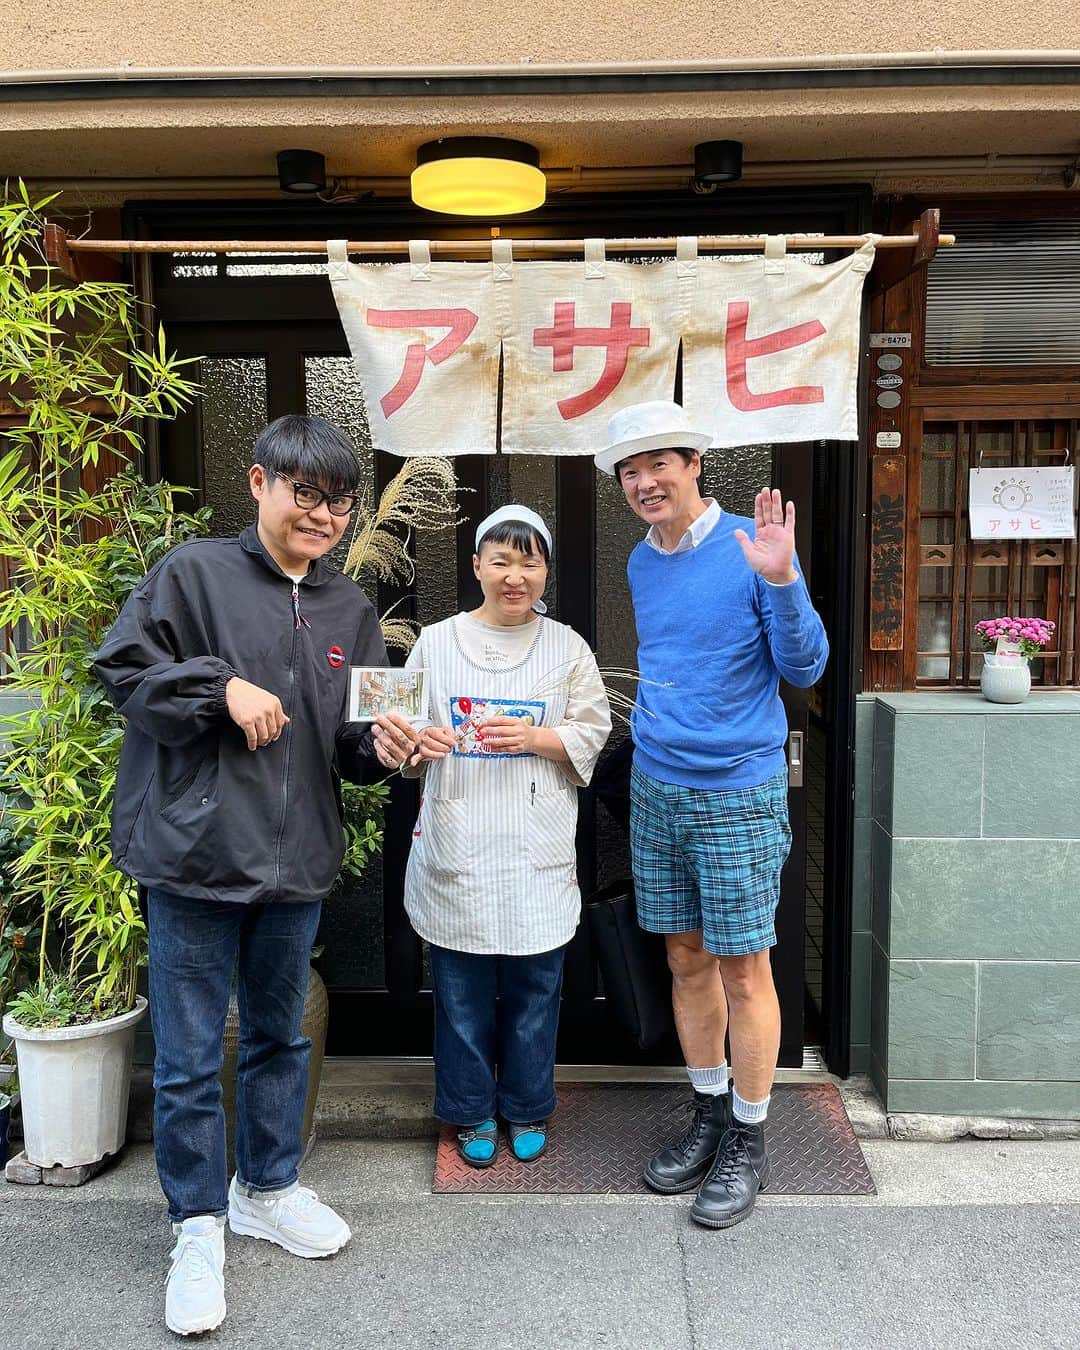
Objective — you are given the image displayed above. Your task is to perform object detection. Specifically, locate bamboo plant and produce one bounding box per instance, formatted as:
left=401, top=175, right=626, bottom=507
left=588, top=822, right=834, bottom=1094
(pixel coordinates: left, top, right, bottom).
left=0, top=185, right=202, bottom=1028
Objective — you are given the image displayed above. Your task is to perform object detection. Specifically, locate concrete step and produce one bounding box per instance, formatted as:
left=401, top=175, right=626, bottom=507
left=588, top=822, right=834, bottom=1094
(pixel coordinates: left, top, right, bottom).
left=123, top=1060, right=866, bottom=1143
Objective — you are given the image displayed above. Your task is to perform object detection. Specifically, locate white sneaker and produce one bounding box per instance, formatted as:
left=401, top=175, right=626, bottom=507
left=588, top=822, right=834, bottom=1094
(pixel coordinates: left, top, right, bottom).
left=164, top=1215, right=226, bottom=1337
left=227, top=1175, right=351, bottom=1258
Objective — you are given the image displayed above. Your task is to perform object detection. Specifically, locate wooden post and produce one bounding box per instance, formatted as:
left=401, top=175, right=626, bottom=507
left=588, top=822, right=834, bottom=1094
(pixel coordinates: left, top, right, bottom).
left=868, top=455, right=906, bottom=651
left=43, top=222, right=78, bottom=279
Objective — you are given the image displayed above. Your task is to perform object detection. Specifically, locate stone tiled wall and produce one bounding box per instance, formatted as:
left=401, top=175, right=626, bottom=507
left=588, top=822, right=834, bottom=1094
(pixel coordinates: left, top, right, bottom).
left=856, top=691, right=1080, bottom=1119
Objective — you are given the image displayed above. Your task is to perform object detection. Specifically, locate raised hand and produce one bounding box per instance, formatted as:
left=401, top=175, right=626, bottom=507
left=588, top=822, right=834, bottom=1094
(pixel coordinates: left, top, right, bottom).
left=733, top=488, right=798, bottom=585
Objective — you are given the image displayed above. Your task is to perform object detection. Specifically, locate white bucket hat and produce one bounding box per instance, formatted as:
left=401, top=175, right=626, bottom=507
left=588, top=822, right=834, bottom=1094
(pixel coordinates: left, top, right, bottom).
left=594, top=400, right=711, bottom=477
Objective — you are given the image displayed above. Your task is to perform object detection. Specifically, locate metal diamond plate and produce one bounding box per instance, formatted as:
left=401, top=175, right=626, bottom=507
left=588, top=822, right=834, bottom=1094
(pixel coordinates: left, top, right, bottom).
left=433, top=1083, right=875, bottom=1196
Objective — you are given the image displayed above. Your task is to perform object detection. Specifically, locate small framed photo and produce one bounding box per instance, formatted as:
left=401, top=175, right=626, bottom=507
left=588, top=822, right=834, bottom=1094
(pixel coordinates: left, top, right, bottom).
left=348, top=667, right=426, bottom=723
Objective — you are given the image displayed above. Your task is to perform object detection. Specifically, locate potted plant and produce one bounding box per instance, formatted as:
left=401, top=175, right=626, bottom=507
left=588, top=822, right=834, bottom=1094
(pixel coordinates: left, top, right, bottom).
left=1, top=813, right=36, bottom=1160
left=0, top=184, right=201, bottom=1170
left=974, top=615, right=1056, bottom=704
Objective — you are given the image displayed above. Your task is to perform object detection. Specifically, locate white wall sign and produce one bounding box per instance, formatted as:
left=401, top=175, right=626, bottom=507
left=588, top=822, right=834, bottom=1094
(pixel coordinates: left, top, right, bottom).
left=869, top=332, right=912, bottom=348
left=968, top=466, right=1077, bottom=540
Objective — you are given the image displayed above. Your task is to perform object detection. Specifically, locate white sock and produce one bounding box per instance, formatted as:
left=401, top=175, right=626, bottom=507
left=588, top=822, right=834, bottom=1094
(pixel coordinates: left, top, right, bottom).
left=687, top=1062, right=730, bottom=1097
left=732, top=1088, right=769, bottom=1124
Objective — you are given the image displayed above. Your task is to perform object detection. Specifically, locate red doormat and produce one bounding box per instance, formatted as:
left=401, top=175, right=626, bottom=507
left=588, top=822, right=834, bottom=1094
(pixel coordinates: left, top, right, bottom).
left=432, top=1082, right=875, bottom=1196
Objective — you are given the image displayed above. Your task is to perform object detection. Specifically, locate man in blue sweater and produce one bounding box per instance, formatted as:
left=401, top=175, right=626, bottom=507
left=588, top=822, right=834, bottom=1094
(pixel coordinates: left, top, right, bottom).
left=595, top=400, right=829, bottom=1230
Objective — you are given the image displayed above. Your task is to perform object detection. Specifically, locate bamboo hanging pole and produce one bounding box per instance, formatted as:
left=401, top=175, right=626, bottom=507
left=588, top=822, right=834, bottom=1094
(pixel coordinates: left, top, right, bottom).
left=59, top=232, right=951, bottom=256
left=43, top=209, right=950, bottom=278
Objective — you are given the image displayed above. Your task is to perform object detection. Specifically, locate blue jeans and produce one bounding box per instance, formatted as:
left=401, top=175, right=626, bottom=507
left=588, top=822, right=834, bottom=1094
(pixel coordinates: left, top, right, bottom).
left=148, top=890, right=321, bottom=1223
left=429, top=943, right=566, bottom=1126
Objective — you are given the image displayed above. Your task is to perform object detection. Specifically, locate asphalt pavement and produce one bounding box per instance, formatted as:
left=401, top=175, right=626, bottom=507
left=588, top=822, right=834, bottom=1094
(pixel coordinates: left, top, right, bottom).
left=1, top=1136, right=1078, bottom=1349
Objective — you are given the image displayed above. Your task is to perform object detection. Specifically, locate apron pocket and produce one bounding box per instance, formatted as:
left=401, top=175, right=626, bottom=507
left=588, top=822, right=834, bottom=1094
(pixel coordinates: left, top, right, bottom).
left=420, top=797, right=475, bottom=877
left=526, top=786, right=578, bottom=870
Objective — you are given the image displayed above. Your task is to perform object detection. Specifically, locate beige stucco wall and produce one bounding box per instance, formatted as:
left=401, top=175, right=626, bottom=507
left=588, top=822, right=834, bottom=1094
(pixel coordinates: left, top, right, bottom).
left=5, top=85, right=1080, bottom=186
left=4, top=3, right=1080, bottom=199
left=3, top=0, right=1080, bottom=72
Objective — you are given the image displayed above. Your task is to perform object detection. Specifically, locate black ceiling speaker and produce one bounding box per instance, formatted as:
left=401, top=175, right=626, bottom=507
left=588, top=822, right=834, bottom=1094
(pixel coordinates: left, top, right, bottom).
left=277, top=149, right=327, bottom=195
left=693, top=140, right=744, bottom=188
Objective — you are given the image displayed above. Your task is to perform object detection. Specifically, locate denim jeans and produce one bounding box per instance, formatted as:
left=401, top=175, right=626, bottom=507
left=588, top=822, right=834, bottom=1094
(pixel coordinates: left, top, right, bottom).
left=148, top=889, right=321, bottom=1223
left=429, top=943, right=566, bottom=1126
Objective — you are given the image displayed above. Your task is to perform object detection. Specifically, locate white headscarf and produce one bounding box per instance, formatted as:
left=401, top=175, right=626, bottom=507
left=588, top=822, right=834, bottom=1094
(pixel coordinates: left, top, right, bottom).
left=473, top=505, right=553, bottom=558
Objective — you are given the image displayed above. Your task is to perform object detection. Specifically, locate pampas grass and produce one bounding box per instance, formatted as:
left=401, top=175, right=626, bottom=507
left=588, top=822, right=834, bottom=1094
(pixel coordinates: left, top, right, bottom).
left=344, top=456, right=463, bottom=655
left=380, top=616, right=420, bottom=653
left=526, top=659, right=669, bottom=728
left=345, top=456, right=462, bottom=586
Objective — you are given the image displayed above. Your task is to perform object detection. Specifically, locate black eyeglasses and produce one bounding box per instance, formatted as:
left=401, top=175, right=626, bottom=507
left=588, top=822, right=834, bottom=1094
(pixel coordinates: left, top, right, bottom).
left=273, top=472, right=359, bottom=517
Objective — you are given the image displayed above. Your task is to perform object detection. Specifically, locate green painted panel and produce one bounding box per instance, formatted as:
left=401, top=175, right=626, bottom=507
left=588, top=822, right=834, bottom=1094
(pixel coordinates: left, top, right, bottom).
left=978, top=963, right=1080, bottom=1082
left=872, top=703, right=895, bottom=830
left=850, top=931, right=872, bottom=1046
left=870, top=939, right=889, bottom=1079
left=890, top=714, right=984, bottom=839
left=871, top=822, right=892, bottom=954
left=849, top=1044, right=871, bottom=1075
left=886, top=1078, right=1080, bottom=1120
left=983, top=715, right=1080, bottom=839
left=887, top=960, right=977, bottom=1081
left=870, top=1049, right=888, bottom=1104
left=889, top=840, right=1080, bottom=960
left=876, top=692, right=1080, bottom=715
left=854, top=699, right=875, bottom=820
left=852, top=816, right=872, bottom=931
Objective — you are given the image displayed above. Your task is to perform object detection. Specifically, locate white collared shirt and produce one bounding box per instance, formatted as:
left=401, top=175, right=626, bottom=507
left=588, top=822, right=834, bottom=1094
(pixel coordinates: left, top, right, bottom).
left=644, top=497, right=722, bottom=555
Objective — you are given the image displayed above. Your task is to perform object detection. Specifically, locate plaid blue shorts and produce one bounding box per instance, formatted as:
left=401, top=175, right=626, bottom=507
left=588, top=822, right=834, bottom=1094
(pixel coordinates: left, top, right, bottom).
left=630, top=763, right=792, bottom=957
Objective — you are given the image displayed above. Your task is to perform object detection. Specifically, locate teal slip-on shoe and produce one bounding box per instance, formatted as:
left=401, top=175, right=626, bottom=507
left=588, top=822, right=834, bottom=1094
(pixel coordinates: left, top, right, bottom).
left=508, top=1120, right=548, bottom=1162
left=456, top=1120, right=499, bottom=1168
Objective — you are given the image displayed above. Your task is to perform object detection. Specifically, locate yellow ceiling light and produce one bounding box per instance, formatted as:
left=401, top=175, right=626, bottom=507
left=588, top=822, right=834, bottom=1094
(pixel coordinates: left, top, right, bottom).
left=411, top=137, right=546, bottom=217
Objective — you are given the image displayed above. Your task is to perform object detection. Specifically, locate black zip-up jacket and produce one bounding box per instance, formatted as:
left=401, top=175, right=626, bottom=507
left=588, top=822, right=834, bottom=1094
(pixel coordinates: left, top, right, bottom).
left=93, top=525, right=387, bottom=905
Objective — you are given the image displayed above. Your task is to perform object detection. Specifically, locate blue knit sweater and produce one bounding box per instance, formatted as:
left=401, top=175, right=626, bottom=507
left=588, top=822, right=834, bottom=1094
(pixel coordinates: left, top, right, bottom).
left=628, top=513, right=829, bottom=790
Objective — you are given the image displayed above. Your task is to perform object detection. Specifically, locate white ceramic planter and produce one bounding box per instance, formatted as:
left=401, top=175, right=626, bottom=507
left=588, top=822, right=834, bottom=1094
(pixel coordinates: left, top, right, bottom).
left=980, top=656, right=1032, bottom=705
left=2, top=995, right=147, bottom=1168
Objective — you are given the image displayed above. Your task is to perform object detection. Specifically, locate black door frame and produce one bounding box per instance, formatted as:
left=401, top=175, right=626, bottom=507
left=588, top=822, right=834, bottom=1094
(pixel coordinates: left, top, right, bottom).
left=132, top=185, right=870, bottom=1070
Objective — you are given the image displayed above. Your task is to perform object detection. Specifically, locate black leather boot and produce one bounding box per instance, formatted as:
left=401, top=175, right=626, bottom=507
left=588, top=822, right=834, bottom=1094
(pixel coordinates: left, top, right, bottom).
left=643, top=1091, right=731, bottom=1194
left=689, top=1118, right=770, bottom=1228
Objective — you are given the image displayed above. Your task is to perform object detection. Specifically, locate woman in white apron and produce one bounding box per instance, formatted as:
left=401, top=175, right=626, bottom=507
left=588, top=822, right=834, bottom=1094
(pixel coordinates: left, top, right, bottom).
left=402, top=506, right=610, bottom=1167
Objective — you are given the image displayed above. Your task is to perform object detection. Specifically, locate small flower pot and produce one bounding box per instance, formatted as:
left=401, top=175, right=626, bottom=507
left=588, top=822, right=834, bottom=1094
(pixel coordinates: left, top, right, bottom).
left=2, top=997, right=147, bottom=1169
left=980, top=656, right=1032, bottom=705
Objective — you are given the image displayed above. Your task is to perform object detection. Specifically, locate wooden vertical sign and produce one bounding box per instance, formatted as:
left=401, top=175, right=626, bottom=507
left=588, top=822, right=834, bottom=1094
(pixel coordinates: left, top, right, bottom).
left=869, top=454, right=906, bottom=650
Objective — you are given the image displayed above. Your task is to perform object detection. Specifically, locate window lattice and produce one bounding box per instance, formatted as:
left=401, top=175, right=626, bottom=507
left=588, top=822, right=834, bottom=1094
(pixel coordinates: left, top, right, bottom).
left=916, top=417, right=1080, bottom=687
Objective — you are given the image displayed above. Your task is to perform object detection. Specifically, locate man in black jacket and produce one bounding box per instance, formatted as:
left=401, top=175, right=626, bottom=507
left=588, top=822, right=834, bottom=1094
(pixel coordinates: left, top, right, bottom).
left=94, top=415, right=416, bottom=1337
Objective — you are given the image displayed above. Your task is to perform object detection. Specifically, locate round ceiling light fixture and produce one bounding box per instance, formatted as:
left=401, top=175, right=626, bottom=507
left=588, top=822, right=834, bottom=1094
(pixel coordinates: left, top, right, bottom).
left=411, top=137, right=546, bottom=216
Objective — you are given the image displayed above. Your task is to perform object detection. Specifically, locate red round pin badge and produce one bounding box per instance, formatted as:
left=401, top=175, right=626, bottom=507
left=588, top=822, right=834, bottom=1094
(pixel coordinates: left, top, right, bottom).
left=326, top=645, right=345, bottom=669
